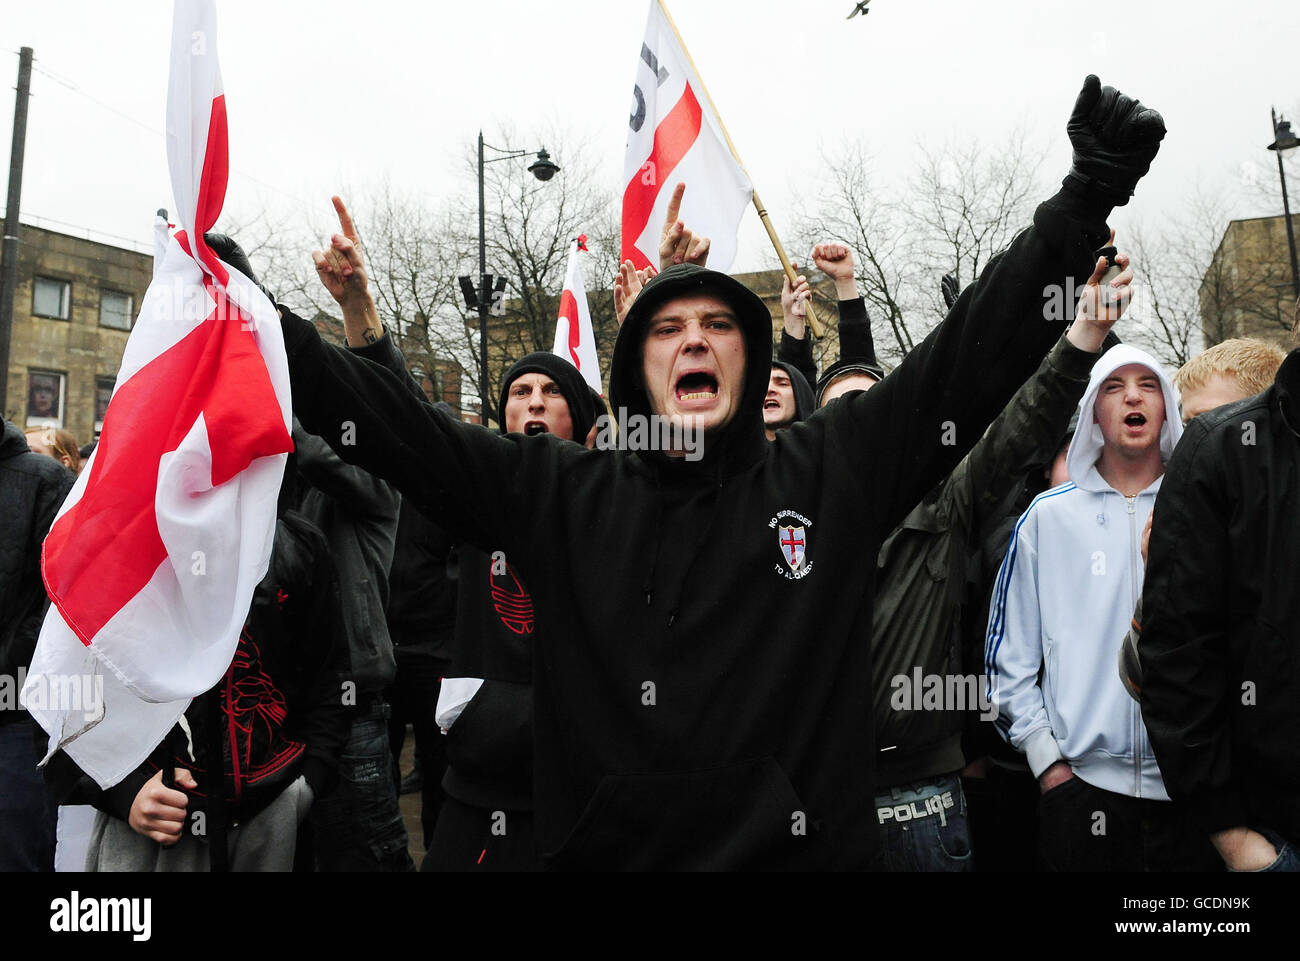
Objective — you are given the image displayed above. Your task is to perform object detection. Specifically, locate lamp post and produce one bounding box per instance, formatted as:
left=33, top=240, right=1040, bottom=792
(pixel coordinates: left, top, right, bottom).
left=474, top=133, right=559, bottom=424
left=1267, top=108, right=1300, bottom=299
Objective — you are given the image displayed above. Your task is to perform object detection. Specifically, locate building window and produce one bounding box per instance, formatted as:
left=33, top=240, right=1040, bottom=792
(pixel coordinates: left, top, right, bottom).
left=26, top=370, right=66, bottom=428
left=94, top=376, right=115, bottom=438
left=99, top=290, right=133, bottom=330
left=32, top=276, right=71, bottom=319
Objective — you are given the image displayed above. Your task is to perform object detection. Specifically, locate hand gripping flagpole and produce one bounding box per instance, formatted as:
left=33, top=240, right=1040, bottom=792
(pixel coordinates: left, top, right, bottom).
left=655, top=0, right=826, bottom=339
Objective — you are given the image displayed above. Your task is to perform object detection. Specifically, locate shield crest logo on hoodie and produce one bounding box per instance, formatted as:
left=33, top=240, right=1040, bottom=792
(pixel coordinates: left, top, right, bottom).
left=779, top=525, right=807, bottom=572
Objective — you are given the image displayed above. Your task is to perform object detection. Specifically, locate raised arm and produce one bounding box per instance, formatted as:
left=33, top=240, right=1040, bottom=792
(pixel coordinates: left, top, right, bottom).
left=829, top=76, right=1163, bottom=538
left=948, top=245, right=1131, bottom=533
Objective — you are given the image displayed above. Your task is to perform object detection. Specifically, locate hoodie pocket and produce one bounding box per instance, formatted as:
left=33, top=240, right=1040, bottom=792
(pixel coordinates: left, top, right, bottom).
left=445, top=680, right=533, bottom=782
left=545, top=755, right=823, bottom=871
left=1042, top=635, right=1067, bottom=743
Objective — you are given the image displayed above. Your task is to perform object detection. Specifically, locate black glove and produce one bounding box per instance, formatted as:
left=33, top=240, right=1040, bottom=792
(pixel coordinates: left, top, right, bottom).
left=1064, top=74, right=1166, bottom=207
left=203, top=231, right=275, bottom=304
left=940, top=273, right=959, bottom=311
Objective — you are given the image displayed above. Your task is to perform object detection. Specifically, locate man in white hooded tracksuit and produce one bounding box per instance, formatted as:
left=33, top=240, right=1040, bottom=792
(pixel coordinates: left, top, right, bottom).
left=984, top=344, right=1216, bottom=871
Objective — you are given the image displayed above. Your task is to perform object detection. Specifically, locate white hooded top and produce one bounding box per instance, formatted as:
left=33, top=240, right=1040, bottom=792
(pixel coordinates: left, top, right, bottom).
left=985, top=344, right=1182, bottom=800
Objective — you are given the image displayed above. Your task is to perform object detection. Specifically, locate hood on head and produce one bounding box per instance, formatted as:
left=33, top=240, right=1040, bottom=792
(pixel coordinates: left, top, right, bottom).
left=610, top=263, right=772, bottom=461
left=1065, top=344, right=1182, bottom=490
left=1, top=418, right=31, bottom=460
left=770, top=361, right=814, bottom=423
left=497, top=351, right=597, bottom=443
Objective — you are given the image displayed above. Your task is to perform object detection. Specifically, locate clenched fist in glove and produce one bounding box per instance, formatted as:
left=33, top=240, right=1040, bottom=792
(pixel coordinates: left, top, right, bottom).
left=1064, top=74, right=1166, bottom=207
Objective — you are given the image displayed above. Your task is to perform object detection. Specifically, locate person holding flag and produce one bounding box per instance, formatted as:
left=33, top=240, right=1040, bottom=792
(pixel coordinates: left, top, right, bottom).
left=276, top=75, right=1166, bottom=869
left=22, top=0, right=294, bottom=796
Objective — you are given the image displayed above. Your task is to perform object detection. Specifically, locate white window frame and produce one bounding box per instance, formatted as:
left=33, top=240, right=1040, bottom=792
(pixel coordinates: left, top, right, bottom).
left=99, top=289, right=134, bottom=330
left=32, top=276, right=71, bottom=320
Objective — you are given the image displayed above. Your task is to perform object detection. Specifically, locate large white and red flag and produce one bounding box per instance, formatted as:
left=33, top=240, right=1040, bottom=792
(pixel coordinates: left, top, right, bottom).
left=551, top=235, right=602, bottom=394
left=621, top=0, right=753, bottom=272
left=23, top=0, right=293, bottom=787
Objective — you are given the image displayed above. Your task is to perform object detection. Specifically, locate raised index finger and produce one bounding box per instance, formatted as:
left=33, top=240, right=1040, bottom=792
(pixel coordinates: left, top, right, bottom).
left=332, top=195, right=359, bottom=245
left=664, top=182, right=686, bottom=228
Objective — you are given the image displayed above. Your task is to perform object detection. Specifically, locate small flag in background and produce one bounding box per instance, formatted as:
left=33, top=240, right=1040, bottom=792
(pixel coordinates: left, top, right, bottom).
left=621, top=0, right=753, bottom=272
left=23, top=0, right=293, bottom=788
left=552, top=236, right=602, bottom=394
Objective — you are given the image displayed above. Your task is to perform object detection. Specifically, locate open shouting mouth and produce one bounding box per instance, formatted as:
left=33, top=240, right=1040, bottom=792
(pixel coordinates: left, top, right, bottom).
left=675, top=371, right=719, bottom=404
left=1123, top=411, right=1148, bottom=431
left=524, top=421, right=550, bottom=436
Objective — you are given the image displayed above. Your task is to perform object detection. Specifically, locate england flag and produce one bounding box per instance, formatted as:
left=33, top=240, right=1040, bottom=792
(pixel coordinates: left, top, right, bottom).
left=621, top=0, right=753, bottom=272
left=551, top=236, right=602, bottom=395
left=23, top=0, right=293, bottom=788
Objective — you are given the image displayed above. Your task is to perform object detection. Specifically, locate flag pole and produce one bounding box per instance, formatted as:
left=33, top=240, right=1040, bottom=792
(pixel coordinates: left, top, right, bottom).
left=655, top=0, right=825, bottom=338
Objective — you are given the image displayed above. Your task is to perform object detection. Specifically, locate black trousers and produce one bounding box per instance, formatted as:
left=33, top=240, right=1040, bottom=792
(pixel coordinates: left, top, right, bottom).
left=1036, top=775, right=1221, bottom=872
left=963, top=763, right=1040, bottom=872
left=421, top=797, right=541, bottom=872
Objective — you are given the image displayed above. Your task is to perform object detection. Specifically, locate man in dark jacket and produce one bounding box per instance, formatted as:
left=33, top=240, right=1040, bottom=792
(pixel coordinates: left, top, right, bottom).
left=77, top=505, right=351, bottom=871
left=280, top=77, right=1163, bottom=868
left=1138, top=332, right=1300, bottom=873
left=427, top=351, right=597, bottom=871
left=868, top=251, right=1131, bottom=871
left=763, top=362, right=814, bottom=441
left=0, top=418, right=75, bottom=871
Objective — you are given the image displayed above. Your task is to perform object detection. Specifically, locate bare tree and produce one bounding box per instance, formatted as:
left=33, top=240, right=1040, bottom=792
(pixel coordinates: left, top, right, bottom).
left=794, top=129, right=1045, bottom=366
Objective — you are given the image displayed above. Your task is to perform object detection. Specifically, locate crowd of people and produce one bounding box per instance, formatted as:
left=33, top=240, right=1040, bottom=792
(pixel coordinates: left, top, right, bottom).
left=2, top=74, right=1298, bottom=873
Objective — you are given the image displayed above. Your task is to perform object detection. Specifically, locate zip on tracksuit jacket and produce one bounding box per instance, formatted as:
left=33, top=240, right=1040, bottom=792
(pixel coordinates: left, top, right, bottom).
left=985, top=345, right=1182, bottom=800
left=281, top=184, right=1115, bottom=869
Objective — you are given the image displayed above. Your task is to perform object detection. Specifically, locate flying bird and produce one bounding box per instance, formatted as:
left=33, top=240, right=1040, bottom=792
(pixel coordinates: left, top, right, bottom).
left=846, top=1, right=872, bottom=19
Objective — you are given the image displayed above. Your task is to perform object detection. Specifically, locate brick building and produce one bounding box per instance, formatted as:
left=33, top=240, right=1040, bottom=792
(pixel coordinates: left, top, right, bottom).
left=0, top=219, right=473, bottom=442
left=1200, top=212, right=1300, bottom=351
left=1, top=218, right=150, bottom=445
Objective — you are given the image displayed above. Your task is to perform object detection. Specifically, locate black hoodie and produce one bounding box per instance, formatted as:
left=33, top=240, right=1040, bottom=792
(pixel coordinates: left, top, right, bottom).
left=769, top=361, right=814, bottom=425
left=441, top=351, right=599, bottom=811
left=281, top=185, right=1112, bottom=869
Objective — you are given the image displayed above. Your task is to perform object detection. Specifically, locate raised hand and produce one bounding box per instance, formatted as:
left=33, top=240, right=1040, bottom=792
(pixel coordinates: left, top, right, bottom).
left=1068, top=231, right=1134, bottom=352
left=781, top=267, right=811, bottom=326
left=658, top=182, right=711, bottom=270
left=812, top=243, right=857, bottom=299
left=1065, top=75, right=1166, bottom=206
left=614, top=259, right=658, bottom=326
left=312, top=196, right=383, bottom=346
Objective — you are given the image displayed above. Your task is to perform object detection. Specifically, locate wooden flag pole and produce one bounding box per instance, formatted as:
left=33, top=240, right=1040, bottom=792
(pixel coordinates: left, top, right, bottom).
left=656, top=0, right=825, bottom=338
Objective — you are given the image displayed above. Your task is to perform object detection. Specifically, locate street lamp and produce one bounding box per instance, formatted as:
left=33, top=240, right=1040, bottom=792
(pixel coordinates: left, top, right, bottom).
left=1267, top=108, right=1300, bottom=299
left=473, top=133, right=560, bottom=424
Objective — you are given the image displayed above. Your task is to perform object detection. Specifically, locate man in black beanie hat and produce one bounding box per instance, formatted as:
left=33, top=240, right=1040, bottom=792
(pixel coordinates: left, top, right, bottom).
left=277, top=76, right=1165, bottom=869
left=425, top=351, right=596, bottom=871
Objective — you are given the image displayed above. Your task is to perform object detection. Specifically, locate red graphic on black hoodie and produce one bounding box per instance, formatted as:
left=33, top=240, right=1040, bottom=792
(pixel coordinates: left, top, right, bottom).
left=490, top=562, right=534, bottom=635
left=221, top=629, right=304, bottom=803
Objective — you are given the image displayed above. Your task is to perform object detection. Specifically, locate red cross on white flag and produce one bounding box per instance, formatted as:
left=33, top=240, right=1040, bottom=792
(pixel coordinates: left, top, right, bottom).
left=621, top=0, right=753, bottom=273
left=552, top=237, right=602, bottom=394
left=23, top=0, right=293, bottom=788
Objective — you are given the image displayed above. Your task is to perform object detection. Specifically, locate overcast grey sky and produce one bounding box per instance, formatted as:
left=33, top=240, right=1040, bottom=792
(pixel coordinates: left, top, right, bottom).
left=3, top=0, right=1298, bottom=271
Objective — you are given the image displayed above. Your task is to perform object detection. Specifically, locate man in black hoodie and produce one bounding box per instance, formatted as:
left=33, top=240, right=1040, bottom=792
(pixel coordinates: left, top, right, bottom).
left=764, top=363, right=814, bottom=440
left=279, top=76, right=1164, bottom=868
left=427, top=352, right=597, bottom=871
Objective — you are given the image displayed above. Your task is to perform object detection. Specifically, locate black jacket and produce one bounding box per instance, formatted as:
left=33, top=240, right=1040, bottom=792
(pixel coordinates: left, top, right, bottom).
left=74, top=511, right=352, bottom=826
left=281, top=185, right=1111, bottom=869
left=1139, top=348, right=1300, bottom=845
left=293, top=389, right=401, bottom=696
left=0, top=420, right=74, bottom=705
